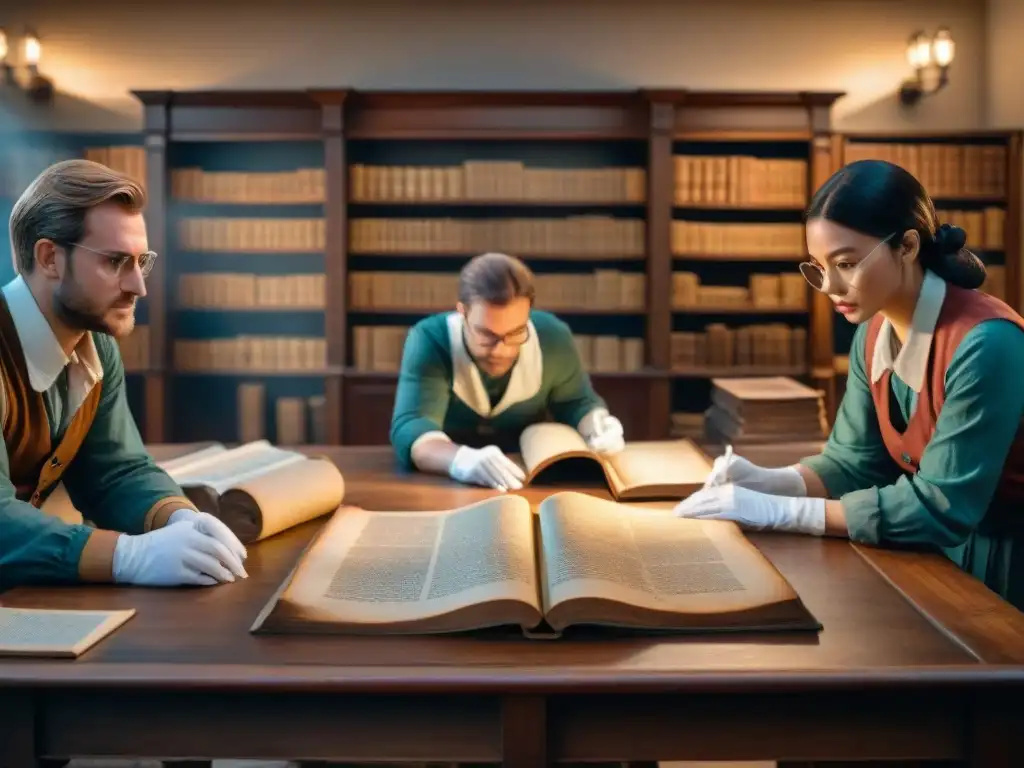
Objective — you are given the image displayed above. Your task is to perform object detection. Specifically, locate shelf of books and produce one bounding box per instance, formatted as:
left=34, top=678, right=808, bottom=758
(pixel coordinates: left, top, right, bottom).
left=831, top=131, right=1023, bottom=406
left=668, top=136, right=815, bottom=442
left=127, top=89, right=852, bottom=446
left=344, top=136, right=651, bottom=443
left=166, top=138, right=331, bottom=445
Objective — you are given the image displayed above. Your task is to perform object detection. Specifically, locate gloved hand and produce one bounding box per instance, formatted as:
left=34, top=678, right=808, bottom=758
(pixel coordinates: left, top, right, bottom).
left=578, top=407, right=625, bottom=454
left=112, top=510, right=249, bottom=587
left=704, top=446, right=806, bottom=497
left=449, top=445, right=526, bottom=491
left=168, top=508, right=248, bottom=563
left=673, top=484, right=826, bottom=536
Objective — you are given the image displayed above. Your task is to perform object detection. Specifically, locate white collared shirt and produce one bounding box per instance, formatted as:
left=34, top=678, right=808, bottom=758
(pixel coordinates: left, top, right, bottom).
left=869, top=269, right=947, bottom=394
left=1, top=275, right=104, bottom=429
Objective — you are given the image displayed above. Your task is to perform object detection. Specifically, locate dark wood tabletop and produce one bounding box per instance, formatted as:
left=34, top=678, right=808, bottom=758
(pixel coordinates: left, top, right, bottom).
left=1, top=443, right=1023, bottom=767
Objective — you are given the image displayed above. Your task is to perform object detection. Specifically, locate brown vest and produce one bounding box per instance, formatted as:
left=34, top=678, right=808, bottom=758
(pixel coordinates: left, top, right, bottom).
left=0, top=293, right=103, bottom=508
left=865, top=285, right=1024, bottom=510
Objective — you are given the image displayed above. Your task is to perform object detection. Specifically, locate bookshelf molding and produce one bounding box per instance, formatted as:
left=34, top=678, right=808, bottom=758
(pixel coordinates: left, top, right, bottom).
left=125, top=88, right=1021, bottom=447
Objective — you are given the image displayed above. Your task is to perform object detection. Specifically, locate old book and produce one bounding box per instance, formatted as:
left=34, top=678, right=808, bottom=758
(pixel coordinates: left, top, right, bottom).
left=0, top=607, right=135, bottom=658
left=161, top=440, right=346, bottom=543
left=251, top=491, right=819, bottom=638
left=518, top=422, right=708, bottom=501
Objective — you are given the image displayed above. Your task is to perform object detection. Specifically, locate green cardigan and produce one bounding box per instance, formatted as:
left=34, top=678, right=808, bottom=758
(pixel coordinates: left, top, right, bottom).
left=801, top=315, right=1024, bottom=608
left=389, top=309, right=606, bottom=468
left=0, top=288, right=197, bottom=590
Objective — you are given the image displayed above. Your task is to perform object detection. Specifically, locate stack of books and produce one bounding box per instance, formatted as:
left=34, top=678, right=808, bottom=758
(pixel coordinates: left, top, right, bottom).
left=704, top=376, right=828, bottom=445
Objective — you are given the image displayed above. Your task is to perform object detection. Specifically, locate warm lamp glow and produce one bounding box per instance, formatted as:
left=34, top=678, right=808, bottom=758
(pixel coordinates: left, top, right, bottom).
left=0, top=29, right=8, bottom=62
left=906, top=32, right=932, bottom=69
left=932, top=27, right=955, bottom=67
left=23, top=32, right=40, bottom=66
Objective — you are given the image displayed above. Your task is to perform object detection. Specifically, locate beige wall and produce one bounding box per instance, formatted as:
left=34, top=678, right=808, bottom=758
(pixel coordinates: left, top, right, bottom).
left=986, top=0, right=1024, bottom=127
left=0, top=0, right=992, bottom=133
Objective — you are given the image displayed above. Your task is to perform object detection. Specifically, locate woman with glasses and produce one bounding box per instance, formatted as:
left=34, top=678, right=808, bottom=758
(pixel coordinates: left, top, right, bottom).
left=674, top=158, right=1024, bottom=610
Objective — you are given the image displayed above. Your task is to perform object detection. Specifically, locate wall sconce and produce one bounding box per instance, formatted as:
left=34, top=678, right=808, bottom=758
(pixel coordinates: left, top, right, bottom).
left=900, top=27, right=954, bottom=106
left=0, top=27, right=54, bottom=102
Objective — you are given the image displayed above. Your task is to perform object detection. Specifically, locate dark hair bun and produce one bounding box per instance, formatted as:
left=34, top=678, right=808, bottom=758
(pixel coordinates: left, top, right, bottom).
left=931, top=223, right=986, bottom=290
left=935, top=223, right=967, bottom=255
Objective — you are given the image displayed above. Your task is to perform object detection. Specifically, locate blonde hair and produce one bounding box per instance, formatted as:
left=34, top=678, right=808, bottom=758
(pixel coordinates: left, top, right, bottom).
left=9, top=159, right=146, bottom=274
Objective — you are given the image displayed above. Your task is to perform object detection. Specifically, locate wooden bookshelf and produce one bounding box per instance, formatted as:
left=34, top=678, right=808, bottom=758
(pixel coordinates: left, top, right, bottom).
left=124, top=88, right=851, bottom=446
left=3, top=104, right=1020, bottom=448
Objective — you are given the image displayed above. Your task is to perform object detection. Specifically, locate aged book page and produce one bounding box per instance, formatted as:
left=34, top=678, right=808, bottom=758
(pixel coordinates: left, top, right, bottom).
left=601, top=439, right=710, bottom=500
left=519, top=423, right=710, bottom=500
left=536, top=492, right=811, bottom=632
left=0, top=607, right=136, bottom=658
left=520, top=422, right=594, bottom=480
left=251, top=495, right=543, bottom=635
left=164, top=441, right=346, bottom=543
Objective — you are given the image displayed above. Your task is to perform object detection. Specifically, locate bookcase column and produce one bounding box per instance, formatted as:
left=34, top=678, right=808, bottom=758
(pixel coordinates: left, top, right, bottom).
left=316, top=89, right=350, bottom=445
left=644, top=96, right=675, bottom=438
left=141, top=93, right=172, bottom=443
left=808, top=130, right=841, bottom=424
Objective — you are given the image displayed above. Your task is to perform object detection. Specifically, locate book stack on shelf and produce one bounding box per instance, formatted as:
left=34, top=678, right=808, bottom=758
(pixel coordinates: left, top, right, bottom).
left=346, top=149, right=649, bottom=387
left=702, top=376, right=828, bottom=446
left=167, top=139, right=332, bottom=445
left=669, top=139, right=817, bottom=437
left=832, top=133, right=1021, bottom=382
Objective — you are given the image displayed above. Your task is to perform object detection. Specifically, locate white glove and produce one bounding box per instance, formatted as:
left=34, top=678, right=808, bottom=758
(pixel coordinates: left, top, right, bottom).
left=449, top=445, right=526, bottom=491
left=673, top=484, right=826, bottom=536
left=704, top=446, right=806, bottom=497
left=112, top=510, right=249, bottom=587
left=168, top=508, right=248, bottom=562
left=578, top=407, right=625, bottom=454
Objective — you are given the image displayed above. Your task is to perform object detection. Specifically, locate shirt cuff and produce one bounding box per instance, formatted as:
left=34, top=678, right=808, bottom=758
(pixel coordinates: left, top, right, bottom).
left=798, top=453, right=846, bottom=499
left=839, top=485, right=883, bottom=544
left=77, top=528, right=122, bottom=583
left=143, top=495, right=199, bottom=532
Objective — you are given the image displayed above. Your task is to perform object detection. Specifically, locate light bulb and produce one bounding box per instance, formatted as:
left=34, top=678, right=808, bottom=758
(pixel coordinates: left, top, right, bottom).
left=0, top=29, right=8, bottom=62
left=932, top=27, right=955, bottom=67
left=906, top=32, right=932, bottom=69
left=23, top=32, right=40, bottom=66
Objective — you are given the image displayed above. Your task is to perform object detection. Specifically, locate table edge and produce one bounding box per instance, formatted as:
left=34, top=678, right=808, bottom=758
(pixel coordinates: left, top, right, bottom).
left=2, top=663, right=1023, bottom=692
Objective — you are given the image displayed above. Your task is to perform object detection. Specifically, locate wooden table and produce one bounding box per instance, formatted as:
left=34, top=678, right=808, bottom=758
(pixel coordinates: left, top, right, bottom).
left=2, top=444, right=1024, bottom=767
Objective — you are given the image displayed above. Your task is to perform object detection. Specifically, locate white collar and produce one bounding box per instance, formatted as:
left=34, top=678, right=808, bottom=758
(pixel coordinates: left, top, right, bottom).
left=870, top=269, right=946, bottom=393
left=1, top=274, right=104, bottom=395
left=446, top=312, right=543, bottom=417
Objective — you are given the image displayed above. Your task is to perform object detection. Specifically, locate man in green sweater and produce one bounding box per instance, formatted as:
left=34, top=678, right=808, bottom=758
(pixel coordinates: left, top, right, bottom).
left=390, top=251, right=625, bottom=490
left=0, top=159, right=247, bottom=591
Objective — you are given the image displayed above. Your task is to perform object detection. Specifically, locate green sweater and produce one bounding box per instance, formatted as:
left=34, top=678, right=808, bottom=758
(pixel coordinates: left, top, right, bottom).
left=390, top=309, right=606, bottom=468
left=801, top=318, right=1024, bottom=607
left=0, top=330, right=197, bottom=591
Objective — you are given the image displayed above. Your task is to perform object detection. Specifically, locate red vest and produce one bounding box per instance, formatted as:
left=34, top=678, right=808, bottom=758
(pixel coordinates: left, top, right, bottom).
left=865, top=285, right=1024, bottom=510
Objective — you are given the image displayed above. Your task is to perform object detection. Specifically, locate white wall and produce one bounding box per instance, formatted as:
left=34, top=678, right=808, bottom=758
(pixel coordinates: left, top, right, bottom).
left=0, top=0, right=991, bottom=133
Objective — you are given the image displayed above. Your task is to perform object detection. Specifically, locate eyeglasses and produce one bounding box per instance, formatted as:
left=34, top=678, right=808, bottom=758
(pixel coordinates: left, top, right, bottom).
left=69, top=243, right=158, bottom=278
left=799, top=233, right=896, bottom=293
left=467, top=322, right=531, bottom=349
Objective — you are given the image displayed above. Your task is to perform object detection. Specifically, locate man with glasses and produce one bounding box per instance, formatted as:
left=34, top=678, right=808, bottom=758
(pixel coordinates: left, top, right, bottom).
left=0, top=159, right=247, bottom=591
left=390, top=251, right=625, bottom=490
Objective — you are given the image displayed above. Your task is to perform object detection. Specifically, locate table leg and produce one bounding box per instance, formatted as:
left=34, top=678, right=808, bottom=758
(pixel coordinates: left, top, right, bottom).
left=0, top=689, right=35, bottom=768
left=969, top=696, right=1024, bottom=767
left=501, top=695, right=546, bottom=768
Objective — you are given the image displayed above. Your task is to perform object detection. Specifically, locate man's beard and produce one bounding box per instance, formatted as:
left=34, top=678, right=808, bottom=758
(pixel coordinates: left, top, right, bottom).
left=53, top=278, right=134, bottom=337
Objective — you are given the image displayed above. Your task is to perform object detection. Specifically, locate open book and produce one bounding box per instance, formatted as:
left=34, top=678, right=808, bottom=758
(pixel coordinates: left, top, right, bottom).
left=251, top=491, right=819, bottom=638
left=161, top=440, right=346, bottom=543
left=0, top=607, right=135, bottom=658
left=517, top=423, right=709, bottom=501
